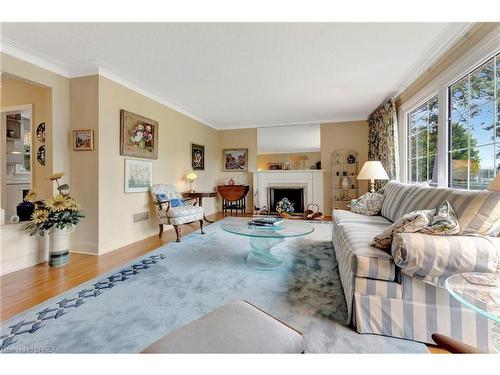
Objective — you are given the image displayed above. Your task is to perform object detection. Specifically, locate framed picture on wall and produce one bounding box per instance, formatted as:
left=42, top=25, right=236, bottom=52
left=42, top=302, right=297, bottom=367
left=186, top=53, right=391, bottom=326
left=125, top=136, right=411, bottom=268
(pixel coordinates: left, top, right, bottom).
left=268, top=163, right=283, bottom=170
left=124, top=158, right=153, bottom=193
left=73, top=129, right=94, bottom=151
left=191, top=143, right=205, bottom=170
left=120, top=109, right=159, bottom=159
left=222, top=148, right=248, bottom=172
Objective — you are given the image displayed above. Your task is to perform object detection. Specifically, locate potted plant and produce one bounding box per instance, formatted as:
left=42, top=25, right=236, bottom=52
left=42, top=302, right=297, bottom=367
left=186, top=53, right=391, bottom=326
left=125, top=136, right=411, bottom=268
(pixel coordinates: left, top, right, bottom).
left=24, top=172, right=84, bottom=267
left=275, top=197, right=294, bottom=218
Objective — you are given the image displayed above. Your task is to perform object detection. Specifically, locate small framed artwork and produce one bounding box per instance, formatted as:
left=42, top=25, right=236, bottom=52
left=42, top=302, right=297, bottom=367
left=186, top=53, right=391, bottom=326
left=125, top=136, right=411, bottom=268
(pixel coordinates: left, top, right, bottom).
left=223, top=148, right=248, bottom=172
left=37, top=145, right=46, bottom=166
left=124, top=158, right=154, bottom=193
left=120, top=109, right=159, bottom=159
left=191, top=143, right=205, bottom=170
left=73, top=129, right=94, bottom=151
left=268, top=163, right=283, bottom=170
left=36, top=122, right=46, bottom=142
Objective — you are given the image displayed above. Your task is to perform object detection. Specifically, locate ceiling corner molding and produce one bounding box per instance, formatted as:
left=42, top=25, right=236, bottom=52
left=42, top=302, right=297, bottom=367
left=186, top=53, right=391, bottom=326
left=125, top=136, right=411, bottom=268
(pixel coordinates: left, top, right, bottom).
left=393, top=22, right=476, bottom=98
left=0, top=35, right=69, bottom=77
left=66, top=59, right=100, bottom=78
left=0, top=37, right=218, bottom=129
left=96, top=64, right=218, bottom=129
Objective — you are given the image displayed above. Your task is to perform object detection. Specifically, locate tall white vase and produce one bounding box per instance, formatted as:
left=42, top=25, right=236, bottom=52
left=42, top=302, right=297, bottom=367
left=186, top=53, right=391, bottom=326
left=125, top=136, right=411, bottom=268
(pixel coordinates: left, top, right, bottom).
left=49, top=227, right=70, bottom=267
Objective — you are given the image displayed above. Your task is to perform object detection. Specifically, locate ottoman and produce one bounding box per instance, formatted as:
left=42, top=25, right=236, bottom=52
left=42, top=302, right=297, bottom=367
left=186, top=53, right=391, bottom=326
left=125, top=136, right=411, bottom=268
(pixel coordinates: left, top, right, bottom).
left=141, top=300, right=304, bottom=353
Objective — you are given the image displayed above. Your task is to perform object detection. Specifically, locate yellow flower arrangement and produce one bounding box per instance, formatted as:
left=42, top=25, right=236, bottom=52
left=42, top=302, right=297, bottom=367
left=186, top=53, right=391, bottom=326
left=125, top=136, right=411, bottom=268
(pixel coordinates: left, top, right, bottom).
left=47, top=172, right=64, bottom=181
left=66, top=198, right=81, bottom=211
left=25, top=172, right=84, bottom=237
left=24, top=190, right=37, bottom=203
left=46, top=194, right=68, bottom=212
left=32, top=209, right=49, bottom=224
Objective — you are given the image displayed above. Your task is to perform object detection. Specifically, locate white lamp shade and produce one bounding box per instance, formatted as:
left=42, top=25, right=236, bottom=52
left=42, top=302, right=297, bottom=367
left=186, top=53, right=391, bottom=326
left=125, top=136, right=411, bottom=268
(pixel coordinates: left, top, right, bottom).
left=488, top=173, right=500, bottom=192
left=357, top=161, right=390, bottom=180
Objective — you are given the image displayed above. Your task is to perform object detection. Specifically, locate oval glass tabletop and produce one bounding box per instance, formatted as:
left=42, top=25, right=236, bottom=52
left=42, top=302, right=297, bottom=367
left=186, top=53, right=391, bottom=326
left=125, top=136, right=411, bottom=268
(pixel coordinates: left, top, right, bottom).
left=220, top=219, right=315, bottom=238
left=445, top=272, right=500, bottom=324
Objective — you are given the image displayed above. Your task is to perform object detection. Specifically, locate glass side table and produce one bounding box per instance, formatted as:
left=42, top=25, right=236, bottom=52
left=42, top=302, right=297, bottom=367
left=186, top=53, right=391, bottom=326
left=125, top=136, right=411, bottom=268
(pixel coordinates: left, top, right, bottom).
left=445, top=272, right=500, bottom=353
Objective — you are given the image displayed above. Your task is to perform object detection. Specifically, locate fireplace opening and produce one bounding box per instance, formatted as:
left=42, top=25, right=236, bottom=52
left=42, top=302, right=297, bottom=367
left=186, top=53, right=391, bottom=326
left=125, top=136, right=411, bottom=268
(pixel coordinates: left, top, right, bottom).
left=268, top=187, right=305, bottom=214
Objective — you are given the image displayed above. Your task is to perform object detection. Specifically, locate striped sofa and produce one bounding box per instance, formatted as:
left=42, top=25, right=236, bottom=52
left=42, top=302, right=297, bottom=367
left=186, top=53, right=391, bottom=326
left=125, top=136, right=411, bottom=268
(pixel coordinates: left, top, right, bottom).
left=332, top=181, right=500, bottom=352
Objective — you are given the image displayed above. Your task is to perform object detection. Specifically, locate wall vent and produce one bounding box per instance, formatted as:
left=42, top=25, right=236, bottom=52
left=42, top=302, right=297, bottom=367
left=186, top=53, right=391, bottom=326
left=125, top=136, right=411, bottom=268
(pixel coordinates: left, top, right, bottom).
left=133, top=211, right=150, bottom=223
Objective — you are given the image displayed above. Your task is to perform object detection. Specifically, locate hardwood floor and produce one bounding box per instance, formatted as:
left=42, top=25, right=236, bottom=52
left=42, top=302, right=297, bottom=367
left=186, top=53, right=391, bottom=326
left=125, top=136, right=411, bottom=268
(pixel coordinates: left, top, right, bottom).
left=0, top=212, right=445, bottom=353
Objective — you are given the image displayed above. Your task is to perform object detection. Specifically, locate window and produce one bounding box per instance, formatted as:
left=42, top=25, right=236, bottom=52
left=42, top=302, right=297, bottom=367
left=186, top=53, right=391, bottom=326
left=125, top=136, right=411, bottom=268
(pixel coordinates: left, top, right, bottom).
left=448, top=53, right=499, bottom=190
left=407, top=96, right=439, bottom=185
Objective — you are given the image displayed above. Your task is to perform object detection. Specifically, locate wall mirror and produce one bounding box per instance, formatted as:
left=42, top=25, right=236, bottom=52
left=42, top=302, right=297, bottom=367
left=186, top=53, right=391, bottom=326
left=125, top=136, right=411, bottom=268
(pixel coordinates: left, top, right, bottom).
left=256, top=124, right=321, bottom=171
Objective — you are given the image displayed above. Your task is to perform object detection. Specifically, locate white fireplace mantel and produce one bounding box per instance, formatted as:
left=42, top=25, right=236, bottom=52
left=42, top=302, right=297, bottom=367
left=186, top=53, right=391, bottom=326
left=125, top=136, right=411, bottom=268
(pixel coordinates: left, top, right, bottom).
left=252, top=170, right=325, bottom=213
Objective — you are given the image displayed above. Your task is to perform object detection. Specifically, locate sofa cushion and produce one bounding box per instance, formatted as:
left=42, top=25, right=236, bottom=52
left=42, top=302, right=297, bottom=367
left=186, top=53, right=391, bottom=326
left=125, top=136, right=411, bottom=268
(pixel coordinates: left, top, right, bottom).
left=334, top=216, right=396, bottom=281
left=396, top=184, right=500, bottom=235
left=380, top=181, right=416, bottom=222
left=332, top=209, right=392, bottom=226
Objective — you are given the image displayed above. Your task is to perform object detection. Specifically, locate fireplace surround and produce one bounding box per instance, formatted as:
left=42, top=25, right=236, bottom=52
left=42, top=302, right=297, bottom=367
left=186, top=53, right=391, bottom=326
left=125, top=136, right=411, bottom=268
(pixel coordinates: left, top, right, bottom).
left=253, top=170, right=324, bottom=215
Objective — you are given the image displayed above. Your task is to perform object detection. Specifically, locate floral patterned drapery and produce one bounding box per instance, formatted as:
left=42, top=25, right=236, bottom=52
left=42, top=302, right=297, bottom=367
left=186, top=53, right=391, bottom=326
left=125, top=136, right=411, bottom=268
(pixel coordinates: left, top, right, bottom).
left=368, top=98, right=399, bottom=189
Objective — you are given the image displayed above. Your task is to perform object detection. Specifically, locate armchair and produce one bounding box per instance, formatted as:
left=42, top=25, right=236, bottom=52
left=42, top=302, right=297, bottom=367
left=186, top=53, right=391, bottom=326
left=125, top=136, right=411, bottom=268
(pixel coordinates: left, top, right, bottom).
left=150, top=184, right=205, bottom=242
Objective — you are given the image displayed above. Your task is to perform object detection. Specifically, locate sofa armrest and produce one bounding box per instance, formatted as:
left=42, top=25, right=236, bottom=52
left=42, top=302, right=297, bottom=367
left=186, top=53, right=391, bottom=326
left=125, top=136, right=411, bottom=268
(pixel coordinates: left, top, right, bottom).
left=392, top=233, right=500, bottom=287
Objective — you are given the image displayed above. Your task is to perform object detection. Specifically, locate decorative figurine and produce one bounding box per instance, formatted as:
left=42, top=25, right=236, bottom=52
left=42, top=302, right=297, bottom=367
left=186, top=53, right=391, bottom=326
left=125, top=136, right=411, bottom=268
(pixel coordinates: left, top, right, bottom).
left=347, top=154, right=356, bottom=164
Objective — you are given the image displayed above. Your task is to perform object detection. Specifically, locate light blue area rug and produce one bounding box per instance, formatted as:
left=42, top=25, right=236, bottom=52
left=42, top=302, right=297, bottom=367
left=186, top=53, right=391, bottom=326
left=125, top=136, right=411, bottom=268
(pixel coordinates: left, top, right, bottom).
left=1, top=218, right=427, bottom=353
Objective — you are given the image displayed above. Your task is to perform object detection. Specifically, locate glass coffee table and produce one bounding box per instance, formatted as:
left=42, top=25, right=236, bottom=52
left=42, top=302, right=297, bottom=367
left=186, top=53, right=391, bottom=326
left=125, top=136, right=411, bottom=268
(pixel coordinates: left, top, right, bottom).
left=221, top=219, right=314, bottom=271
left=445, top=272, right=500, bottom=352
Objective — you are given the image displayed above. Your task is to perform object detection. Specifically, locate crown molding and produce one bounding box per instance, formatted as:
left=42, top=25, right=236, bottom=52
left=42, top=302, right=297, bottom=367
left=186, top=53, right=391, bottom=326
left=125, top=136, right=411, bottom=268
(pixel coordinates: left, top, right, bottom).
left=0, top=36, right=69, bottom=77
left=220, top=116, right=367, bottom=130
left=393, top=22, right=476, bottom=98
left=0, top=36, right=218, bottom=129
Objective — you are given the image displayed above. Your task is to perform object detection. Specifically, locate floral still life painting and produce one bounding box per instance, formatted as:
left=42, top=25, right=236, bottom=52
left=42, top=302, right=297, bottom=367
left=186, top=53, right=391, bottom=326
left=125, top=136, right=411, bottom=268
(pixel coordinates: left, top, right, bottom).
left=125, top=158, right=153, bottom=193
left=120, top=109, right=159, bottom=159
left=222, top=148, right=248, bottom=171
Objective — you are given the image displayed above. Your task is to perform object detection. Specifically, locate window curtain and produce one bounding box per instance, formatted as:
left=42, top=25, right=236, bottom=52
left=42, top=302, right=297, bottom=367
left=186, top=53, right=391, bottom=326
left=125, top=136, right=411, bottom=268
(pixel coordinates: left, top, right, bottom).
left=368, top=98, right=399, bottom=189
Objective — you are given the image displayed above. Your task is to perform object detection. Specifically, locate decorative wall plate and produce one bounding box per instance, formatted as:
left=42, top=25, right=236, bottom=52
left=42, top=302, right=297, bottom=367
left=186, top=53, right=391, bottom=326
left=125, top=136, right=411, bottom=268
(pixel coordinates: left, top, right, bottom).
left=37, top=145, right=46, bottom=166
left=36, top=122, right=46, bottom=142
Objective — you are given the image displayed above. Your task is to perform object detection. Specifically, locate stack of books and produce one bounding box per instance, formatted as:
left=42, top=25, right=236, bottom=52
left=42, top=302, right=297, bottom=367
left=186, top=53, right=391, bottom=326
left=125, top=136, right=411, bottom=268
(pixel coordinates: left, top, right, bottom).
left=248, top=217, right=284, bottom=227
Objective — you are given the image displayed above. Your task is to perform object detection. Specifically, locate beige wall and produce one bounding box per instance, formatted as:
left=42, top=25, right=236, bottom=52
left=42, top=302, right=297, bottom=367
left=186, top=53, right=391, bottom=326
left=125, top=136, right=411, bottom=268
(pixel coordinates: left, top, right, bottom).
left=98, top=76, right=220, bottom=253
left=218, top=128, right=257, bottom=212
left=70, top=76, right=99, bottom=253
left=257, top=152, right=321, bottom=171
left=320, top=121, right=369, bottom=214
left=0, top=76, right=53, bottom=202
left=0, top=53, right=70, bottom=191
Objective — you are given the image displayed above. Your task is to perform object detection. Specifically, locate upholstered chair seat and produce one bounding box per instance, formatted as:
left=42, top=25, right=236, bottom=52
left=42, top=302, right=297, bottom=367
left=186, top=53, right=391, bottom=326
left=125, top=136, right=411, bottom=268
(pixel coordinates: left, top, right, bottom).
left=150, top=184, right=205, bottom=241
left=167, top=206, right=204, bottom=223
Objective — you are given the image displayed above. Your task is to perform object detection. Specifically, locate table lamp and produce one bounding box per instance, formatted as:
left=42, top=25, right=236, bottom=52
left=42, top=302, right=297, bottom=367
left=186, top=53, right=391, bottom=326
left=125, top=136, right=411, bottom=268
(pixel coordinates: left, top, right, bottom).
left=488, top=172, right=500, bottom=192
left=357, top=161, right=389, bottom=193
left=186, top=171, right=198, bottom=193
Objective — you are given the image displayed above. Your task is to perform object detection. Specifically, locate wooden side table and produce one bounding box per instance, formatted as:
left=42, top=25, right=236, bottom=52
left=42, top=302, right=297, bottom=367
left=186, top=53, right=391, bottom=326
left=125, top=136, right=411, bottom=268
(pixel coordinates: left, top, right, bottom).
left=182, top=191, right=218, bottom=223
left=217, top=185, right=249, bottom=215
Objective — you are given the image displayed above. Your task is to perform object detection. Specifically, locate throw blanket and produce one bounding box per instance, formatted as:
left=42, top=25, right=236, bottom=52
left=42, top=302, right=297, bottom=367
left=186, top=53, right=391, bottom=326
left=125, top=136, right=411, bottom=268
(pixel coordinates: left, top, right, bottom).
left=392, top=233, right=500, bottom=287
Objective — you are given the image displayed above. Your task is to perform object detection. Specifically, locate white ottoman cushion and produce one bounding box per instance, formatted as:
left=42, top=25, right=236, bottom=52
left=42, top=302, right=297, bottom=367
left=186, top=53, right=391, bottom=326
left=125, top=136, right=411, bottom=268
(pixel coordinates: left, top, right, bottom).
left=141, top=300, right=304, bottom=353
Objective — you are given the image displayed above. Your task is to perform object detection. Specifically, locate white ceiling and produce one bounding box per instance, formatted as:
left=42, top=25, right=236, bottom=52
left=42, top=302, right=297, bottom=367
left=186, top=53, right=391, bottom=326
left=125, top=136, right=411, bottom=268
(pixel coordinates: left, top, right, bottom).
left=257, top=124, right=320, bottom=154
left=0, top=23, right=472, bottom=129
